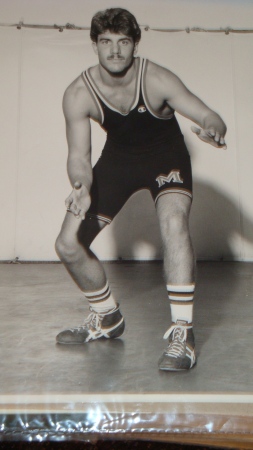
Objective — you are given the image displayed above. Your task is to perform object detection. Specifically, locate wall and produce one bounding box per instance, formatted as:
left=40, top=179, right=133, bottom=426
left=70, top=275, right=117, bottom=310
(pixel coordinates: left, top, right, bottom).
left=1, top=0, right=253, bottom=261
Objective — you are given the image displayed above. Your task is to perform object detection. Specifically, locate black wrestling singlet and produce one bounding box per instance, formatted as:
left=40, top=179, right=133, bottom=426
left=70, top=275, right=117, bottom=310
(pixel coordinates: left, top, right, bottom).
left=82, top=58, right=183, bottom=154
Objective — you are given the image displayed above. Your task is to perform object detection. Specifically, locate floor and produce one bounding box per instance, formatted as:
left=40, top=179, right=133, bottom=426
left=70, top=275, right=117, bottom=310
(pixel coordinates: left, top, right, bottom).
left=1, top=261, right=253, bottom=395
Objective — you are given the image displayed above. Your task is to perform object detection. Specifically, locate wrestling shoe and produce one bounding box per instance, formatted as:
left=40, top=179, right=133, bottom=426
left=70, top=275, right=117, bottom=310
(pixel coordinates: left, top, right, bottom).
left=56, top=303, right=125, bottom=344
left=158, top=321, right=196, bottom=371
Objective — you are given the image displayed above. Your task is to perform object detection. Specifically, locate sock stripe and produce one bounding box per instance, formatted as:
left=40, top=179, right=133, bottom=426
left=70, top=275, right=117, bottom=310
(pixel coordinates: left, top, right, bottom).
left=84, top=285, right=110, bottom=301
left=167, top=284, right=195, bottom=302
left=168, top=293, right=194, bottom=301
left=84, top=282, right=109, bottom=297
left=167, top=284, right=195, bottom=293
left=86, top=288, right=110, bottom=302
left=82, top=281, right=117, bottom=313
left=167, top=284, right=195, bottom=324
left=88, top=292, right=111, bottom=304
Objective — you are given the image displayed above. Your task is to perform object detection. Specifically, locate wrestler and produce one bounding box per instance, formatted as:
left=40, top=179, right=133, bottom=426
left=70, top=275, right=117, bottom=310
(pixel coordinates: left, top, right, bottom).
left=55, top=8, right=226, bottom=371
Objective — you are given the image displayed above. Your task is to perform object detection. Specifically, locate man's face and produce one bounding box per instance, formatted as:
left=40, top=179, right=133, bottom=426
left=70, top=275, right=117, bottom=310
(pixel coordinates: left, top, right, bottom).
left=92, top=31, right=138, bottom=75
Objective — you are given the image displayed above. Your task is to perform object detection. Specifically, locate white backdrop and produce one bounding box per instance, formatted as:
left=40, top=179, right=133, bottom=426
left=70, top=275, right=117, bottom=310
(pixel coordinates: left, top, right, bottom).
left=1, top=0, right=253, bottom=261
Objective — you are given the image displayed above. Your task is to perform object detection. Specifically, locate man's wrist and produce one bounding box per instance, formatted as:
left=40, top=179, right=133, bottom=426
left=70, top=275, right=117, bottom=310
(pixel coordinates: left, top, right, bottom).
left=73, top=181, right=90, bottom=192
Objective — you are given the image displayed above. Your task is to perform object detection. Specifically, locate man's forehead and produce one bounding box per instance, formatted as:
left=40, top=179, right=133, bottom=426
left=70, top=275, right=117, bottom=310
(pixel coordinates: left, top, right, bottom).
left=97, top=31, right=133, bottom=40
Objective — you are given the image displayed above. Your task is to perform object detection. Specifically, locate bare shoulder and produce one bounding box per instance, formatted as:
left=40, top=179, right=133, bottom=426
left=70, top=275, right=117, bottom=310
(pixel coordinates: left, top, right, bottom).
left=145, top=60, right=187, bottom=95
left=146, top=60, right=176, bottom=78
left=63, top=74, right=93, bottom=120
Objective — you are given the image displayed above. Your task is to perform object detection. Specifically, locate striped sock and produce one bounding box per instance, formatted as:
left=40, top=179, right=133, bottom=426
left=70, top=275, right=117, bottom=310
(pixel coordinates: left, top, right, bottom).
left=167, top=284, right=195, bottom=325
left=83, top=281, right=117, bottom=313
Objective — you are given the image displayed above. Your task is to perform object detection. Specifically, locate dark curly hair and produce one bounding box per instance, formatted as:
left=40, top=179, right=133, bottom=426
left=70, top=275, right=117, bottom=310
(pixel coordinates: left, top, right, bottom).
left=90, top=8, right=141, bottom=44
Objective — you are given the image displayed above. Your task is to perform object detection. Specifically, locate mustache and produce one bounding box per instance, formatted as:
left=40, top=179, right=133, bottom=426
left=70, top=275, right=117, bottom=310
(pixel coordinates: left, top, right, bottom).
left=107, top=56, right=125, bottom=60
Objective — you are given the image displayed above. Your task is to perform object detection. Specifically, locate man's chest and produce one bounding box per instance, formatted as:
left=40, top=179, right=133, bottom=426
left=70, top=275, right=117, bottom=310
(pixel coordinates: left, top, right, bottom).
left=99, top=84, right=137, bottom=114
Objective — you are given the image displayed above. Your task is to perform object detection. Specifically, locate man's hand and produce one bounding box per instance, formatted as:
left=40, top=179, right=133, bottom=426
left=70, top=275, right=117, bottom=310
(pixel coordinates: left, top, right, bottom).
left=65, top=181, right=91, bottom=220
left=191, top=126, right=227, bottom=149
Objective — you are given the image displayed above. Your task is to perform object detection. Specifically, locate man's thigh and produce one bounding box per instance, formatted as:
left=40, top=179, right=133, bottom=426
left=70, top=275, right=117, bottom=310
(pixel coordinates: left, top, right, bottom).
left=86, top=151, right=141, bottom=224
left=148, top=136, right=193, bottom=206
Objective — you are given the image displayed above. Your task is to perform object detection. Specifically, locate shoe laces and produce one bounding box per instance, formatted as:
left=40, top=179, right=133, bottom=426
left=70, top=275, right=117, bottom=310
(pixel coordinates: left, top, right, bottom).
left=71, top=309, right=104, bottom=332
left=84, top=309, right=103, bottom=330
left=163, top=324, right=187, bottom=359
left=72, top=305, right=117, bottom=332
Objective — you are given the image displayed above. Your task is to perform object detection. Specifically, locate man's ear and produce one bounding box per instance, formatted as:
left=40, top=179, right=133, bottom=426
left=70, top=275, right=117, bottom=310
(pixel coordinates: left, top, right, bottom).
left=133, top=43, right=139, bottom=55
left=92, top=41, right=98, bottom=55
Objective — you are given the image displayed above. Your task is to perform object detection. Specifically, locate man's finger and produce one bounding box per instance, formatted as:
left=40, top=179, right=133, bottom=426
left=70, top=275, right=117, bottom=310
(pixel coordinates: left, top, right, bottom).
left=74, top=209, right=82, bottom=220
left=79, top=209, right=86, bottom=221
left=67, top=204, right=77, bottom=215
left=207, top=127, right=216, bottom=137
left=191, top=125, right=201, bottom=135
left=220, top=140, right=227, bottom=149
left=214, top=131, right=221, bottom=143
left=65, top=197, right=72, bottom=208
left=215, top=135, right=227, bottom=149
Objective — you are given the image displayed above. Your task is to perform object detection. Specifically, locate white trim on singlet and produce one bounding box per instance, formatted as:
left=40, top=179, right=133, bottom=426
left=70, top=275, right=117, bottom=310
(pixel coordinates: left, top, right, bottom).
left=142, top=58, right=174, bottom=121
left=82, top=72, right=105, bottom=124
left=86, top=212, right=112, bottom=224
left=155, top=188, right=193, bottom=205
left=84, top=57, right=143, bottom=117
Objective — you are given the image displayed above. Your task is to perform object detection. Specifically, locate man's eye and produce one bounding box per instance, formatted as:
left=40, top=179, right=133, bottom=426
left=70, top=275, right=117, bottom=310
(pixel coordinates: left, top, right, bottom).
left=121, top=40, right=129, bottom=45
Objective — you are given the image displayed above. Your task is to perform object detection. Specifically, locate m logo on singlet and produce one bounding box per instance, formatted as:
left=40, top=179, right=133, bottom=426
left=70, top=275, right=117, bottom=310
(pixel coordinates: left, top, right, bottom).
left=156, top=170, right=184, bottom=187
left=138, top=105, right=146, bottom=113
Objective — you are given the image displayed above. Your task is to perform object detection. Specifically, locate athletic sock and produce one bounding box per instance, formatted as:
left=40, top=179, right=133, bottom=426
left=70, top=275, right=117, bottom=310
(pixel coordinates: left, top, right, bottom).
left=167, top=283, right=195, bottom=326
left=83, top=281, right=117, bottom=313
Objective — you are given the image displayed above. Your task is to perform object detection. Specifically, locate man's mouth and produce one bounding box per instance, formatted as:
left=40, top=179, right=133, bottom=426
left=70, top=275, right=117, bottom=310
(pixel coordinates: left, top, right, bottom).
left=107, top=56, right=125, bottom=61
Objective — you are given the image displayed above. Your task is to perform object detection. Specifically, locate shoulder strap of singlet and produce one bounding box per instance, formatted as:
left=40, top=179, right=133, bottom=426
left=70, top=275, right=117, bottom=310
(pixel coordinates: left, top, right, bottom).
left=83, top=58, right=144, bottom=117
left=141, top=58, right=174, bottom=120
left=81, top=71, right=104, bottom=124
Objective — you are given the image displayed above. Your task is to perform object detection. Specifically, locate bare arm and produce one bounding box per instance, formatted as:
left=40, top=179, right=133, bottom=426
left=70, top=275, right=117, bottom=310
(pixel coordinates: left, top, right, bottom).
left=63, top=82, right=93, bottom=219
left=150, top=63, right=227, bottom=149
left=167, top=75, right=227, bottom=148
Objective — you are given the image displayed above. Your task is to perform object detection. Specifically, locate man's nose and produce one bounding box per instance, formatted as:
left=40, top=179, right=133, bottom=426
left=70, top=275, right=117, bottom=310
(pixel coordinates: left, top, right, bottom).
left=111, top=42, right=120, bottom=54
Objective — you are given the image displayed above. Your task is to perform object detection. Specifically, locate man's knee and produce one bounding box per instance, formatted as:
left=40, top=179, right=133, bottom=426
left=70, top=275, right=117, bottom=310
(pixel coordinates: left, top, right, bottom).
left=163, top=210, right=189, bottom=236
left=55, top=232, right=83, bottom=264
left=55, top=214, right=105, bottom=263
left=157, top=193, right=191, bottom=236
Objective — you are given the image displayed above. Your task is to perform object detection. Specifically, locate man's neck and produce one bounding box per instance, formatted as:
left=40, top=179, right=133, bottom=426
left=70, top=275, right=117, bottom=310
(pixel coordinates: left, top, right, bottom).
left=98, top=57, right=138, bottom=87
